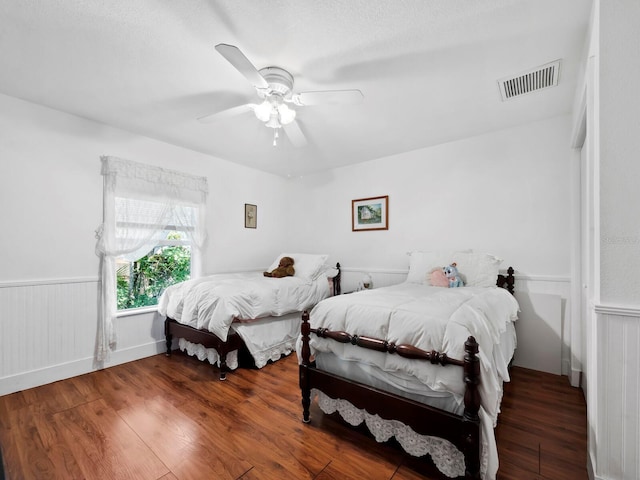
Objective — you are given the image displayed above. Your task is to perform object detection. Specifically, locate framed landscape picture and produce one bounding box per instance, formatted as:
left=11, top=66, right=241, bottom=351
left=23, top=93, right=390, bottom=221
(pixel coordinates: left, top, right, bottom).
left=245, top=203, right=257, bottom=229
left=352, top=195, right=388, bottom=231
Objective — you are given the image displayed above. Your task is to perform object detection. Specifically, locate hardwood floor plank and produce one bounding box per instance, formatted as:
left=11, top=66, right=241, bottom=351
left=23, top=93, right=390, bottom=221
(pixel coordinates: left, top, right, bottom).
left=118, top=394, right=252, bottom=480
left=158, top=474, right=180, bottom=480
left=392, top=465, right=438, bottom=480
left=0, top=414, right=56, bottom=479
left=53, top=398, right=169, bottom=480
left=0, top=353, right=588, bottom=480
left=313, top=452, right=400, bottom=480
left=539, top=440, right=588, bottom=480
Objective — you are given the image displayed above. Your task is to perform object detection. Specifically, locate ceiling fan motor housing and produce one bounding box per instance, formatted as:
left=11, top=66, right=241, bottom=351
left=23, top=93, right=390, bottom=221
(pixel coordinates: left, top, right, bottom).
left=258, top=67, right=294, bottom=99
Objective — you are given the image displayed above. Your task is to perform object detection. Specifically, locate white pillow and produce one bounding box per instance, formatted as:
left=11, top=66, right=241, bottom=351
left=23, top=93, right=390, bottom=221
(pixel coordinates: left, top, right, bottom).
left=319, top=265, right=340, bottom=279
left=448, top=252, right=503, bottom=287
left=267, top=253, right=329, bottom=281
left=406, top=250, right=472, bottom=284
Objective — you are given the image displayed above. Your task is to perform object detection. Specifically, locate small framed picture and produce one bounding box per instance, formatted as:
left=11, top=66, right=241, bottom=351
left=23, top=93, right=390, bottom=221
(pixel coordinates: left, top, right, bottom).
left=245, top=204, right=257, bottom=229
left=352, top=196, right=388, bottom=231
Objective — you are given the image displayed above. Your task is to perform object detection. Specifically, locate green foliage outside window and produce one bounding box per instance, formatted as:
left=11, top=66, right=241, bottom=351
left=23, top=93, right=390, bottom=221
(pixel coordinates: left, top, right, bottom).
left=116, top=244, right=191, bottom=310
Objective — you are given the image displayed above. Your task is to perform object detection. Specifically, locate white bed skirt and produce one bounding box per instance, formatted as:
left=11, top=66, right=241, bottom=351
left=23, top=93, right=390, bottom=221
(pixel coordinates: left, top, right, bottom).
left=179, top=312, right=303, bottom=370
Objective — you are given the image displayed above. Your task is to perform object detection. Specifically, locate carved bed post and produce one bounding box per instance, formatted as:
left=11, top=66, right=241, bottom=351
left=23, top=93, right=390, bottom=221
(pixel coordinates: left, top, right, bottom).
left=462, top=336, right=481, bottom=479
left=496, top=266, right=515, bottom=294
left=164, top=318, right=173, bottom=356
left=300, top=311, right=312, bottom=423
left=334, top=262, right=341, bottom=295
left=218, top=347, right=229, bottom=381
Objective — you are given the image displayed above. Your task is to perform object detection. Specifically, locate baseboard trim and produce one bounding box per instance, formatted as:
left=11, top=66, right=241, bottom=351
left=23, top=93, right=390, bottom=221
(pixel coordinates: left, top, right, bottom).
left=0, top=340, right=166, bottom=396
left=570, top=368, right=582, bottom=388
left=587, top=449, right=600, bottom=480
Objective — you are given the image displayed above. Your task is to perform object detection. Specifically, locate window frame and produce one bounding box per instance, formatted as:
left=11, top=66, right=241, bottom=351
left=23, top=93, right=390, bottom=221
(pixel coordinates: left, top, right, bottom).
left=115, top=228, right=194, bottom=312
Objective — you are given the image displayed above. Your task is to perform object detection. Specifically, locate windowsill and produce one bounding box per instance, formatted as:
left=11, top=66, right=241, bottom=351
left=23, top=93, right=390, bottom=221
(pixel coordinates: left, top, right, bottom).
left=115, top=305, right=159, bottom=318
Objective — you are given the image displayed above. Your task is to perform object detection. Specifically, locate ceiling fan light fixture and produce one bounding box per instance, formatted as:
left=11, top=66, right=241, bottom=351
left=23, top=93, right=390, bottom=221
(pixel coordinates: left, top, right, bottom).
left=278, top=103, right=296, bottom=125
left=265, top=112, right=281, bottom=129
left=254, top=100, right=272, bottom=122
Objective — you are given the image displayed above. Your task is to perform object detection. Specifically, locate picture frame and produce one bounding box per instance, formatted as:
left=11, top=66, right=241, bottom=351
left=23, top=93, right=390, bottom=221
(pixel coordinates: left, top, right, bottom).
left=245, top=203, right=257, bottom=229
left=352, top=195, right=388, bottom=231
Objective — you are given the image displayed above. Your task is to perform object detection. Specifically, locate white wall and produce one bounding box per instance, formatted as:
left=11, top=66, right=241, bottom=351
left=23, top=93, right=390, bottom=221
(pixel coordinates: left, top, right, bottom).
left=0, top=93, right=288, bottom=394
left=287, top=115, right=574, bottom=375
left=287, top=115, right=572, bottom=276
left=589, top=1, right=640, bottom=479
left=0, top=93, right=289, bottom=280
left=599, top=1, right=640, bottom=307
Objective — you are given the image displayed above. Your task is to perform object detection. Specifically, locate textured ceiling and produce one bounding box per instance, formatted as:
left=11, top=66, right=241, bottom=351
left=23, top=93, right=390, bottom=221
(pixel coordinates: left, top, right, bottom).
left=0, top=0, right=592, bottom=177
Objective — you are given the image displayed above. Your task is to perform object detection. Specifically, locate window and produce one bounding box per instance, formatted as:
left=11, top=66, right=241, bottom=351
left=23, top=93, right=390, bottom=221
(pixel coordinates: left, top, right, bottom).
left=116, top=231, right=191, bottom=310
left=95, top=156, right=208, bottom=361
left=111, top=196, right=198, bottom=311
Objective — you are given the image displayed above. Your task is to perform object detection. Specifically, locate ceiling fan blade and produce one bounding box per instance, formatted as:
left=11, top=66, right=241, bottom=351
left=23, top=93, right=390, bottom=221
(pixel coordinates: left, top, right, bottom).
left=215, top=44, right=269, bottom=90
left=197, top=103, right=256, bottom=124
left=292, top=89, right=364, bottom=106
left=283, top=119, right=308, bottom=148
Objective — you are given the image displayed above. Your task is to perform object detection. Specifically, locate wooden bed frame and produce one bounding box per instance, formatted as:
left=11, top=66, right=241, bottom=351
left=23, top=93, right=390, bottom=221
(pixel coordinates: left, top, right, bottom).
left=299, top=266, right=515, bottom=479
left=165, top=263, right=342, bottom=380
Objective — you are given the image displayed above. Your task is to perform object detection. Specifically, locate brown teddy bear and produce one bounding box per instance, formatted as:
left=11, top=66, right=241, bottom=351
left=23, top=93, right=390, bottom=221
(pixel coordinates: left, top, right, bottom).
left=263, top=256, right=295, bottom=278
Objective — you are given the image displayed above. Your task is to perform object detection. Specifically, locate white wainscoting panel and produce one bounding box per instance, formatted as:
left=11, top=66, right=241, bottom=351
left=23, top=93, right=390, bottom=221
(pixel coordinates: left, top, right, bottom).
left=595, top=306, right=640, bottom=480
left=512, top=292, right=563, bottom=374
left=0, top=278, right=166, bottom=396
left=511, top=275, right=572, bottom=377
left=0, top=279, right=98, bottom=380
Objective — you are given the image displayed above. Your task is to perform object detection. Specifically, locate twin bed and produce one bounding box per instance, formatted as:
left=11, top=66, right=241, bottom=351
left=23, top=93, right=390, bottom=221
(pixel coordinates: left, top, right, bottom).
left=298, top=252, right=517, bottom=480
left=160, top=250, right=518, bottom=479
left=159, top=253, right=340, bottom=379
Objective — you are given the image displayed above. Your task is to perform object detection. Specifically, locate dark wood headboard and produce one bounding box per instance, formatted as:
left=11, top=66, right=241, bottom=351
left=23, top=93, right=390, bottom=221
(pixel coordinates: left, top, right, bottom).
left=497, top=266, right=515, bottom=294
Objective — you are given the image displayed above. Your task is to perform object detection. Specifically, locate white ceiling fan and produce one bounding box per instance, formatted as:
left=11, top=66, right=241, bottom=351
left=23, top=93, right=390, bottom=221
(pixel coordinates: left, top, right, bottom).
left=198, top=44, right=364, bottom=147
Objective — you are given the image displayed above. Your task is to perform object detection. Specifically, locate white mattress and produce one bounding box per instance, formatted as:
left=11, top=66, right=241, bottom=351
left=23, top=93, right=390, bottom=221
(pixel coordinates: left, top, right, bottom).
left=158, top=271, right=330, bottom=341
left=315, top=321, right=517, bottom=416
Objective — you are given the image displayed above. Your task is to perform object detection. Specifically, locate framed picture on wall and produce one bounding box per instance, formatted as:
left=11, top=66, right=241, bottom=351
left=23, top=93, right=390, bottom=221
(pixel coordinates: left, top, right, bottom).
left=352, top=195, right=388, bottom=231
left=245, top=203, right=257, bottom=229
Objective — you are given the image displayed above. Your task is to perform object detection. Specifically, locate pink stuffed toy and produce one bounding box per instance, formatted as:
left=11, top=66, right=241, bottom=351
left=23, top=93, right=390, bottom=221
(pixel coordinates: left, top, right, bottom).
left=428, top=268, right=450, bottom=287
left=429, top=263, right=465, bottom=288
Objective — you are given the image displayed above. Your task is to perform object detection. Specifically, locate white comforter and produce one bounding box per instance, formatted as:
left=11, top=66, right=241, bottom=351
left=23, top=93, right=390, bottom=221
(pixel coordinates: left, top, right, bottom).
left=158, top=272, right=330, bottom=341
left=303, top=283, right=519, bottom=422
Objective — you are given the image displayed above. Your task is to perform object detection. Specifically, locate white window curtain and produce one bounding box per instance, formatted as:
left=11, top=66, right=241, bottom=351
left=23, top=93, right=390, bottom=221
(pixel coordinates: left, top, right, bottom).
left=94, top=156, right=208, bottom=362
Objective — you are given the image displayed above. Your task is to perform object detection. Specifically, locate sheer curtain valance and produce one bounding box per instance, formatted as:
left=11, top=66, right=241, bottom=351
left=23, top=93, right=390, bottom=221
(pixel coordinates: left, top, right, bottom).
left=95, top=156, right=208, bottom=362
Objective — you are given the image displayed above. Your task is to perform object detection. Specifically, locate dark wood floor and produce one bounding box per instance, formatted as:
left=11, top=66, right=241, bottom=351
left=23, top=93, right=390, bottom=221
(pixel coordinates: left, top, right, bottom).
left=0, top=352, right=587, bottom=479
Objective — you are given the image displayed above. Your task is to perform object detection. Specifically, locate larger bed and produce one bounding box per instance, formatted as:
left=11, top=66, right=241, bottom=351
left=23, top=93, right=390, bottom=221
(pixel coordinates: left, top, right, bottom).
left=298, top=251, right=517, bottom=480
left=159, top=253, right=340, bottom=379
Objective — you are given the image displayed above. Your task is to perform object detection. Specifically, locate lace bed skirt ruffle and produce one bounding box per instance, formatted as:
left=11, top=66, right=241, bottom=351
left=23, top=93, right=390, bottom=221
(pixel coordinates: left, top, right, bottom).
left=251, top=339, right=296, bottom=368
left=313, top=389, right=467, bottom=479
left=178, top=338, right=294, bottom=370
left=178, top=338, right=239, bottom=370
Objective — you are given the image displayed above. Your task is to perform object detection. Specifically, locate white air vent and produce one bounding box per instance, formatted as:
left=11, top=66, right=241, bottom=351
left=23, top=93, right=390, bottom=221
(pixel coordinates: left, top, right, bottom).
left=498, top=60, right=560, bottom=101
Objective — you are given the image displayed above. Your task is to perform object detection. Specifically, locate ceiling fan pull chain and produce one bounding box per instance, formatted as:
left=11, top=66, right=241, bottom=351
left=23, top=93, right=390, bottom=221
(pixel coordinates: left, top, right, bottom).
left=273, top=129, right=279, bottom=147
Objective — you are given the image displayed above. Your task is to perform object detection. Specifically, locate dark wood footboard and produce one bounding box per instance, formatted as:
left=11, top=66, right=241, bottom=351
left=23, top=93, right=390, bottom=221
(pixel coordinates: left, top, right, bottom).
left=299, top=312, right=481, bottom=479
